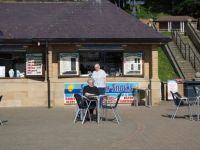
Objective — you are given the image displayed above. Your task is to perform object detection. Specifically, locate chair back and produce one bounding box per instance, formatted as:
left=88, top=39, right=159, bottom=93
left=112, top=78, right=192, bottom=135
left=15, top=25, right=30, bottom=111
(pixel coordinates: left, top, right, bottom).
left=0, top=95, right=2, bottom=102
left=194, top=86, right=200, bottom=96
left=114, top=93, right=122, bottom=108
left=74, top=94, right=85, bottom=108
left=170, top=91, right=183, bottom=106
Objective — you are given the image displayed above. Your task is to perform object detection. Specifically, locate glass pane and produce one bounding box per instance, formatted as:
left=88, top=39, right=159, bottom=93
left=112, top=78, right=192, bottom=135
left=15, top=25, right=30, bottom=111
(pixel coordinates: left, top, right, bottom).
left=123, top=52, right=143, bottom=75
left=79, top=51, right=122, bottom=76
left=59, top=53, right=79, bottom=76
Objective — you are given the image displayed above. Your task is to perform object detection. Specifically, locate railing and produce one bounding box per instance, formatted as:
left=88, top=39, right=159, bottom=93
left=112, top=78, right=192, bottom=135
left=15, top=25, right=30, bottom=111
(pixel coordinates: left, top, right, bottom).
left=185, top=22, right=200, bottom=54
left=171, top=30, right=200, bottom=72
left=152, top=22, right=158, bottom=31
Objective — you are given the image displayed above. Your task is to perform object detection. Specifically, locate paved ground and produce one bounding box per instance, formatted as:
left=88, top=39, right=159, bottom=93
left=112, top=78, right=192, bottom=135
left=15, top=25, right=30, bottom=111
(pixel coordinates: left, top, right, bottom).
left=0, top=101, right=200, bottom=150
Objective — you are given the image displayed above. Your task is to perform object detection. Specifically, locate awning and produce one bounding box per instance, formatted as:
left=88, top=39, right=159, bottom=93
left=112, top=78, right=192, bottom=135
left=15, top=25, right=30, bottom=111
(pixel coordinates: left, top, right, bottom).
left=0, top=46, right=26, bottom=52
left=78, top=45, right=124, bottom=51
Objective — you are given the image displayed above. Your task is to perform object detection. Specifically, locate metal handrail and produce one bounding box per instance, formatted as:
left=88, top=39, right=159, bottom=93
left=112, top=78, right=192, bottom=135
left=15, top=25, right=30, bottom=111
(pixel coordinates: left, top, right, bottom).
left=185, top=22, right=200, bottom=53
left=186, top=22, right=200, bottom=40
left=152, top=22, right=158, bottom=31
left=171, top=30, right=200, bottom=72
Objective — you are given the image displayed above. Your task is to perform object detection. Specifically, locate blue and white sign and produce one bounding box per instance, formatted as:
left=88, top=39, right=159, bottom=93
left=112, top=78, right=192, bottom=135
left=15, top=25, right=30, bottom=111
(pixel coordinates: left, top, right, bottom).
left=64, top=82, right=139, bottom=105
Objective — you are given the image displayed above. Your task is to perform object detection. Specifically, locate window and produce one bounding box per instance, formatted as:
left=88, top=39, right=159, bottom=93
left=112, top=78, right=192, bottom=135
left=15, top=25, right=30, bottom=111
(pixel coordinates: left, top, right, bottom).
left=123, top=52, right=143, bottom=75
left=0, top=53, right=26, bottom=78
left=79, top=51, right=122, bottom=76
left=58, top=51, right=143, bottom=77
left=59, top=53, right=79, bottom=76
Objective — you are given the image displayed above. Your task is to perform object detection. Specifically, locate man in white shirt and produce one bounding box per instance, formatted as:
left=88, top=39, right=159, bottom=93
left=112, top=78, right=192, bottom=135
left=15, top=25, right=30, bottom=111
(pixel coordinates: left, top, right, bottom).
left=91, top=63, right=107, bottom=95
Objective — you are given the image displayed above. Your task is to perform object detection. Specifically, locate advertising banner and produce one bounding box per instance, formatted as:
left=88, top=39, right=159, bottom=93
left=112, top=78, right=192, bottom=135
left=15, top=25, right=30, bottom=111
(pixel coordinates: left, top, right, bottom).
left=167, top=80, right=178, bottom=100
left=64, top=82, right=139, bottom=105
left=26, top=53, right=43, bottom=76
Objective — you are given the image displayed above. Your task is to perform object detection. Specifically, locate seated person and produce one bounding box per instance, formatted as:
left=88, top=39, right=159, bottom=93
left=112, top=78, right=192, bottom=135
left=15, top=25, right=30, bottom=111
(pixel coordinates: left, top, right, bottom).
left=83, top=78, right=100, bottom=116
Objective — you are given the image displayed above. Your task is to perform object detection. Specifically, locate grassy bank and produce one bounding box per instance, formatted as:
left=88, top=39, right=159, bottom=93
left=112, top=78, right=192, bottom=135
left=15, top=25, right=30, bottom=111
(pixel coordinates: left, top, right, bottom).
left=158, top=47, right=178, bottom=82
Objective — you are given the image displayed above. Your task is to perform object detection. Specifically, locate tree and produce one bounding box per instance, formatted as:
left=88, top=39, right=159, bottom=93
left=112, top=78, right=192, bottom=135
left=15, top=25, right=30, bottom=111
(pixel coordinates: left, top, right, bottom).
left=172, top=0, right=200, bottom=18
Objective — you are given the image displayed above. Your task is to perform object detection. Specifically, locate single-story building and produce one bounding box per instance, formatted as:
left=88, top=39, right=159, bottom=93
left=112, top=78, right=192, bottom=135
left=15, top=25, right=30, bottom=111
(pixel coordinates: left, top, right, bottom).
left=154, top=16, right=197, bottom=32
left=0, top=0, right=169, bottom=107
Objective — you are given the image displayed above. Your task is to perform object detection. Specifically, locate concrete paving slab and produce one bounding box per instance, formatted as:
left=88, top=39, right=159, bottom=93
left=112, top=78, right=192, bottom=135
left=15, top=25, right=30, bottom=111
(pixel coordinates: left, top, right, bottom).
left=0, top=101, right=200, bottom=150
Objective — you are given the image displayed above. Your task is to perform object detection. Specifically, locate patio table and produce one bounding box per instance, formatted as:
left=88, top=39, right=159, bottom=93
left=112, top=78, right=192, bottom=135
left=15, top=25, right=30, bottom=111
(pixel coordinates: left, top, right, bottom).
left=83, top=95, right=107, bottom=124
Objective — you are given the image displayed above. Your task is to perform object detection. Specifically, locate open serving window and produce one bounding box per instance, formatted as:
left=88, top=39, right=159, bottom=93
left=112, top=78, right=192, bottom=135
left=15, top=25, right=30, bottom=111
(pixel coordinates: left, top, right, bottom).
left=0, top=52, right=26, bottom=78
left=79, top=51, right=122, bottom=76
left=58, top=51, right=143, bottom=77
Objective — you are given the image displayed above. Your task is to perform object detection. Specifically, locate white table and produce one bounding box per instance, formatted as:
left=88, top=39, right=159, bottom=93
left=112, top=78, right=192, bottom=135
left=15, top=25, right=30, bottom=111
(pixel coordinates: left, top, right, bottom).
left=82, top=95, right=106, bottom=124
left=92, top=95, right=107, bottom=124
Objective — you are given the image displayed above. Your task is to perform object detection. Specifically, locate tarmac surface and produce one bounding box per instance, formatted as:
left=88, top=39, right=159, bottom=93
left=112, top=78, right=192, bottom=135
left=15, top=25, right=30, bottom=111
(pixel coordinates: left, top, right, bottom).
left=0, top=101, right=200, bottom=150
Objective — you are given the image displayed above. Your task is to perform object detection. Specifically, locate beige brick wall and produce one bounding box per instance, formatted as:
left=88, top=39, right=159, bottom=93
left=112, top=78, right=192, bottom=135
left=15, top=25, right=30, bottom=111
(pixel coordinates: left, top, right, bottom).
left=0, top=79, right=47, bottom=107
left=0, top=44, right=161, bottom=107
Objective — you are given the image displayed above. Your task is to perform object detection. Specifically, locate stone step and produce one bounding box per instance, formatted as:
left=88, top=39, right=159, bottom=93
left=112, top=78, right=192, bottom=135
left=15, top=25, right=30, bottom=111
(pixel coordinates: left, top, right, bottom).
left=167, top=40, right=196, bottom=79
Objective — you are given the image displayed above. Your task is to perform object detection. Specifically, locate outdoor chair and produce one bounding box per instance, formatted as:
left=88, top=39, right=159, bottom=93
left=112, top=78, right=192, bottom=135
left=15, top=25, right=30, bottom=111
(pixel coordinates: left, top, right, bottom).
left=0, top=95, right=7, bottom=126
left=193, top=86, right=200, bottom=97
left=0, top=95, right=3, bottom=125
left=102, top=93, right=122, bottom=124
left=73, top=94, right=97, bottom=124
left=170, top=91, right=194, bottom=120
left=193, top=86, right=200, bottom=120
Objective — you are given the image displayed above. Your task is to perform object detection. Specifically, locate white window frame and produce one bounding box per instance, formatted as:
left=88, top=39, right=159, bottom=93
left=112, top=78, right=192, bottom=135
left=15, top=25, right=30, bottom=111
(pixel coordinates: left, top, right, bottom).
left=59, top=53, right=79, bottom=76
left=123, top=52, right=143, bottom=76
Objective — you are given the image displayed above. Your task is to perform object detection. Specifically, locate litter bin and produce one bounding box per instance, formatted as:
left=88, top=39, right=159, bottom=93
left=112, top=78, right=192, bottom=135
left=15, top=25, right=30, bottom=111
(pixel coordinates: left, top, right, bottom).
left=184, top=80, right=200, bottom=97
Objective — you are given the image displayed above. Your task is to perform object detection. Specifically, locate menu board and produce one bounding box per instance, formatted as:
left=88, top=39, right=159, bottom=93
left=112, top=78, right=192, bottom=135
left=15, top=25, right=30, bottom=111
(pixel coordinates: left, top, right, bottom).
left=26, top=53, right=43, bottom=76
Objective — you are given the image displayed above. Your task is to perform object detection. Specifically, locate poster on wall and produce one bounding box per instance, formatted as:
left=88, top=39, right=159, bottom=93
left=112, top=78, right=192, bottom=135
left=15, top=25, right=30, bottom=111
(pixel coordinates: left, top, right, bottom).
left=123, top=53, right=143, bottom=75
left=59, top=53, right=79, bottom=76
left=0, top=66, right=5, bottom=77
left=26, top=53, right=43, bottom=76
left=64, top=82, right=139, bottom=105
left=167, top=80, right=178, bottom=100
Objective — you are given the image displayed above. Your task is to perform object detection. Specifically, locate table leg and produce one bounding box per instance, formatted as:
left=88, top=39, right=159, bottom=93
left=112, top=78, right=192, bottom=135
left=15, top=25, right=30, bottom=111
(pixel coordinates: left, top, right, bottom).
left=198, top=97, right=200, bottom=121
left=97, top=97, right=100, bottom=124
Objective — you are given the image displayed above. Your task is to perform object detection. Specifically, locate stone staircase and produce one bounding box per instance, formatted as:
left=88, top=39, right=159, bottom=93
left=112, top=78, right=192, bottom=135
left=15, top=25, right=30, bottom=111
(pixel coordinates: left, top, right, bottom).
left=167, top=41, right=196, bottom=79
left=180, top=34, right=200, bottom=59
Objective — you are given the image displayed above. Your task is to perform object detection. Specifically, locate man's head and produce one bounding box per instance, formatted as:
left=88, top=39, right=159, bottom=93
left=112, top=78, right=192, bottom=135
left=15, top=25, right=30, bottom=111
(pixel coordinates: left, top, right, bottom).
left=87, top=78, right=95, bottom=87
left=94, top=63, right=100, bottom=71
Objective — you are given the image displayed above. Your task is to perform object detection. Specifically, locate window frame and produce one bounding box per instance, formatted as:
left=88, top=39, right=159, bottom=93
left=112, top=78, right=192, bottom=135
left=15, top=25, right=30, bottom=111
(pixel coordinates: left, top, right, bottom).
left=58, top=52, right=80, bottom=78
left=122, top=51, right=144, bottom=77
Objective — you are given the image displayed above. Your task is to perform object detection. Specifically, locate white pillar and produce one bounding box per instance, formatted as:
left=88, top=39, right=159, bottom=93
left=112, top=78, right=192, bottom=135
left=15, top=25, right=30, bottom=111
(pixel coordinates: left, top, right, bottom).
left=180, top=22, right=185, bottom=32
left=168, top=22, right=172, bottom=32
left=180, top=22, right=182, bottom=32
left=168, top=22, right=170, bottom=32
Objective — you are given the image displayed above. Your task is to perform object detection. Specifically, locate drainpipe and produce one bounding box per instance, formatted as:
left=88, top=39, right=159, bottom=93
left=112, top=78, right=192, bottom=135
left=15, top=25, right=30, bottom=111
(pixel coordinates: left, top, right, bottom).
left=45, top=41, right=51, bottom=108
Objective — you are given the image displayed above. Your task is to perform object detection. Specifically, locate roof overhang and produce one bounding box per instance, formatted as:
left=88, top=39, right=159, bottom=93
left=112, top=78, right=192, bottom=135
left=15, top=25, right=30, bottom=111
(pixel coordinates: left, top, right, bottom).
left=0, top=37, right=171, bottom=45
